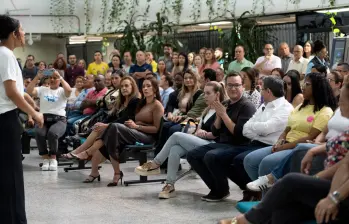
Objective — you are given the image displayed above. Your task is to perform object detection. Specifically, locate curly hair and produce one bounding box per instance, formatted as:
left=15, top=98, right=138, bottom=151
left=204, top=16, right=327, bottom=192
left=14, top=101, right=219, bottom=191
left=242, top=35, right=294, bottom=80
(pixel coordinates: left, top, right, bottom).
left=53, top=57, right=67, bottom=70
left=300, top=73, right=337, bottom=112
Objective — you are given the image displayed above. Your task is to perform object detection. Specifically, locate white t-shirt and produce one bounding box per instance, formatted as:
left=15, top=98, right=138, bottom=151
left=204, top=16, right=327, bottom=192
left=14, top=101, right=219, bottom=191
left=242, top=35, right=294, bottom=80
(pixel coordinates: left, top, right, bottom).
left=0, top=46, right=24, bottom=114
left=67, top=87, right=78, bottom=106
left=36, top=86, right=68, bottom=117
left=326, top=109, right=349, bottom=140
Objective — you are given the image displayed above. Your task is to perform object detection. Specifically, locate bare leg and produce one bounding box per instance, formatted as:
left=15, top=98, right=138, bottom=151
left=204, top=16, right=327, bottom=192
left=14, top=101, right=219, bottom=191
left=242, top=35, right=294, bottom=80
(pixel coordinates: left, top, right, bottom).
left=72, top=131, right=99, bottom=154
left=84, top=149, right=106, bottom=182
left=74, top=139, right=104, bottom=160
left=109, top=157, right=122, bottom=183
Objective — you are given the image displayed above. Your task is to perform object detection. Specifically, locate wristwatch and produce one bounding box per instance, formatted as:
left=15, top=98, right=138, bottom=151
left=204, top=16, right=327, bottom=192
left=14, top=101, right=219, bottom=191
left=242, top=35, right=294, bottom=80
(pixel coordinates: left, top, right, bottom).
left=329, top=191, right=341, bottom=205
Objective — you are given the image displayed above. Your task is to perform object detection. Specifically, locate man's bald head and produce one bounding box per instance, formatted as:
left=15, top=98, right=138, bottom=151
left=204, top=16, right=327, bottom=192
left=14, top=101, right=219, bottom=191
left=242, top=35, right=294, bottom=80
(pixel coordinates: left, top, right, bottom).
left=279, top=42, right=290, bottom=57
left=83, top=74, right=95, bottom=88
left=293, top=45, right=304, bottom=60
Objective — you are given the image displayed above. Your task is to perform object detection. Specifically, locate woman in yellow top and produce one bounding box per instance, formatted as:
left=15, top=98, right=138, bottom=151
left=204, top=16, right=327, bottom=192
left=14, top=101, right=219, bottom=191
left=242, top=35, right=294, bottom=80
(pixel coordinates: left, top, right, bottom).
left=87, top=51, right=109, bottom=75
left=244, top=72, right=338, bottom=181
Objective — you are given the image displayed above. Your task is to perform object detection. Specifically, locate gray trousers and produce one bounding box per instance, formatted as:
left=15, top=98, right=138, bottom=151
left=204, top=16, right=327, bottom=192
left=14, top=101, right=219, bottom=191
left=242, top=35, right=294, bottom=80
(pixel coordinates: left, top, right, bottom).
left=35, top=119, right=67, bottom=156
left=154, top=132, right=212, bottom=185
left=100, top=123, right=154, bottom=161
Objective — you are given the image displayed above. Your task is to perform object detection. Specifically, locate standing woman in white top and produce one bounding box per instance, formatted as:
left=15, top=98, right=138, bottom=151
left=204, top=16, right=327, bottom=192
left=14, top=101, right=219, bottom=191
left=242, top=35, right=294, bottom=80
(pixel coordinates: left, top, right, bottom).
left=26, top=69, right=72, bottom=171
left=0, top=15, right=44, bottom=224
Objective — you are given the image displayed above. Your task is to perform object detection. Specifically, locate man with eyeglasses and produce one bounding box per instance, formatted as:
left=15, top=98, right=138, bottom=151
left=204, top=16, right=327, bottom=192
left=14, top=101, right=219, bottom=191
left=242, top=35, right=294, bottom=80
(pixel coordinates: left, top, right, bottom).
left=187, top=72, right=256, bottom=202
left=254, top=44, right=282, bottom=77
left=287, top=45, right=309, bottom=81
left=335, top=62, right=349, bottom=78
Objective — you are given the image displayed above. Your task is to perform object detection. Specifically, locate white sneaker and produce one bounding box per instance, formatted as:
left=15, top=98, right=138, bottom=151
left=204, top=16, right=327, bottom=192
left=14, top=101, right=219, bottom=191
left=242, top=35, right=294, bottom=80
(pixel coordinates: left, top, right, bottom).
left=49, top=159, right=58, bottom=171
left=41, top=159, right=50, bottom=171
left=246, top=175, right=273, bottom=192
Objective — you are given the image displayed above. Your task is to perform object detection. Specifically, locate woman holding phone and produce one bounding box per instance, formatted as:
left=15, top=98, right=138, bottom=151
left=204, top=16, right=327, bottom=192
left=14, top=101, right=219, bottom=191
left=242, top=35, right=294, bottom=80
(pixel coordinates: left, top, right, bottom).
left=0, top=15, right=44, bottom=224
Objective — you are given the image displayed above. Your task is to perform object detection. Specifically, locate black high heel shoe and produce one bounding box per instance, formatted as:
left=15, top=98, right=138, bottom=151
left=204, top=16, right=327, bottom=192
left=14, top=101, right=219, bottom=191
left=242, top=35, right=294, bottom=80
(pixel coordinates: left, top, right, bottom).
left=83, top=175, right=101, bottom=183
left=107, top=171, right=124, bottom=187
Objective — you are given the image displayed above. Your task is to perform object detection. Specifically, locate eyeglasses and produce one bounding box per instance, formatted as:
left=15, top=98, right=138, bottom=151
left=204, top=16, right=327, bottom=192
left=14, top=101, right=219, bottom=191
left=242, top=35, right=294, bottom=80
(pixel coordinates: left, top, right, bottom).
left=265, top=48, right=273, bottom=50
left=226, top=83, right=242, bottom=89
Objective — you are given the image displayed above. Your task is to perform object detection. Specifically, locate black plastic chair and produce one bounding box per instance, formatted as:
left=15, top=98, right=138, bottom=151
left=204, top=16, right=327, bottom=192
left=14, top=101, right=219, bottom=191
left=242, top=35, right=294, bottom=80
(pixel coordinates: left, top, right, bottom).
left=123, top=118, right=166, bottom=186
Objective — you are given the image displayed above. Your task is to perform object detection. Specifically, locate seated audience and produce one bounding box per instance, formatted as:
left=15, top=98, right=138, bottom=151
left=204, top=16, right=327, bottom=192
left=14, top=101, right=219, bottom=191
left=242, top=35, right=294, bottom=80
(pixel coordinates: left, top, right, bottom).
left=130, top=50, right=153, bottom=90
left=240, top=67, right=261, bottom=109
left=306, top=40, right=328, bottom=75
left=109, top=54, right=122, bottom=74
left=26, top=70, right=72, bottom=171
left=335, top=62, right=349, bottom=78
left=62, top=76, right=139, bottom=160
left=271, top=68, right=285, bottom=79
left=156, top=59, right=170, bottom=80
left=53, top=57, right=67, bottom=78
left=312, top=64, right=328, bottom=74
left=65, top=54, right=85, bottom=87
left=278, top=42, right=293, bottom=73
left=135, top=81, right=226, bottom=199
left=83, top=79, right=164, bottom=185
left=244, top=73, right=337, bottom=182
left=201, top=68, right=217, bottom=89
left=122, top=51, right=133, bottom=74
left=216, top=67, right=225, bottom=84
left=67, top=76, right=84, bottom=109
left=104, top=70, right=113, bottom=89
left=220, top=84, right=349, bottom=224
left=172, top=52, right=188, bottom=76
left=199, top=48, right=220, bottom=75
left=287, top=45, right=309, bottom=81
left=327, top=71, right=343, bottom=102
left=186, top=72, right=257, bottom=202
left=283, top=70, right=304, bottom=107
left=155, top=70, right=204, bottom=157
left=192, top=54, right=203, bottom=73
left=78, top=59, right=87, bottom=74
left=159, top=74, right=175, bottom=108
left=22, top=54, right=38, bottom=79
left=247, top=102, right=349, bottom=192
left=146, top=51, right=158, bottom=73
left=173, top=72, right=184, bottom=90
left=254, top=44, right=282, bottom=77
left=228, top=45, right=254, bottom=73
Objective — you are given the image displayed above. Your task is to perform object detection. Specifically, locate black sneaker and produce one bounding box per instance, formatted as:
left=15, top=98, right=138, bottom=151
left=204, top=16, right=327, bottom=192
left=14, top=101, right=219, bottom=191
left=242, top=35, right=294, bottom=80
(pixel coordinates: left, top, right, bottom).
left=204, top=192, right=230, bottom=202
left=201, top=191, right=216, bottom=201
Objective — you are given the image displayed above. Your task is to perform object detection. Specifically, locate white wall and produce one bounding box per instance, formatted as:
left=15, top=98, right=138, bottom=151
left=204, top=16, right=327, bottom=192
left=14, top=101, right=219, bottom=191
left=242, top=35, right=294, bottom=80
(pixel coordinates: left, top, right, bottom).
left=2, top=0, right=349, bottom=34
left=14, top=36, right=67, bottom=66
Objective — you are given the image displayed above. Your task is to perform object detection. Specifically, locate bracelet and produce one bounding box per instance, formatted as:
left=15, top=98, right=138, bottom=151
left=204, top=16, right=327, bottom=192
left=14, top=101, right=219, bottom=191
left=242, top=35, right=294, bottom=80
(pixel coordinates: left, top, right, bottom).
left=329, top=194, right=339, bottom=205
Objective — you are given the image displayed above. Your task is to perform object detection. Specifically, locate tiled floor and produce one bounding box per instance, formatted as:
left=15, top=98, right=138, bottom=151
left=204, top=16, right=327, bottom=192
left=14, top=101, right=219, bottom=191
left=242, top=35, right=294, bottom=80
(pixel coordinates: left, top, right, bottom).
left=23, top=150, right=242, bottom=224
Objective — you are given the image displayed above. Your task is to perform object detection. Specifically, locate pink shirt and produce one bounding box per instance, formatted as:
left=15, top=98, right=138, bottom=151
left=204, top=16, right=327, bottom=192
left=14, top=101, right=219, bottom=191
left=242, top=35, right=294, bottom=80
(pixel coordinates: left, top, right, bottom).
left=199, top=62, right=221, bottom=75
left=83, top=87, right=108, bottom=115
left=254, top=55, right=282, bottom=77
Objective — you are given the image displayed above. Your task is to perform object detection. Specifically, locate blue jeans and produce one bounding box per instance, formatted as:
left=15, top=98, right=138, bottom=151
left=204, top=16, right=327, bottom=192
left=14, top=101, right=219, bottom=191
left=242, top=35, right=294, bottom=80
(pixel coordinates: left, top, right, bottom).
left=270, top=143, right=318, bottom=180
left=67, top=114, right=88, bottom=135
left=243, top=146, right=294, bottom=181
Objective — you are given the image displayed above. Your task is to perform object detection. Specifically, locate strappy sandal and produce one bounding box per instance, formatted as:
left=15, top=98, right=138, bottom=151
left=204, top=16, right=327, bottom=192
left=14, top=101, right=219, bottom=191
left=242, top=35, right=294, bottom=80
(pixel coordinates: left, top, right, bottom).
left=71, top=151, right=92, bottom=161
left=61, top=152, right=74, bottom=159
left=83, top=175, right=101, bottom=183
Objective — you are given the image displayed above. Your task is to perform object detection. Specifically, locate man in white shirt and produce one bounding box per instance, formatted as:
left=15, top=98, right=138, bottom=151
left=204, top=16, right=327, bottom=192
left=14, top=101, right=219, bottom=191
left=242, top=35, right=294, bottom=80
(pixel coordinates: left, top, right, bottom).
left=287, top=45, right=309, bottom=81
left=254, top=44, right=282, bottom=77
left=225, top=76, right=294, bottom=201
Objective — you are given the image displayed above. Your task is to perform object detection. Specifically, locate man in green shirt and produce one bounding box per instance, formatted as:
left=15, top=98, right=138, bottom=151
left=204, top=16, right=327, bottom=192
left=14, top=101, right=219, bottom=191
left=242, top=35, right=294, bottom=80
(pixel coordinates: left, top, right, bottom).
left=228, top=45, right=254, bottom=72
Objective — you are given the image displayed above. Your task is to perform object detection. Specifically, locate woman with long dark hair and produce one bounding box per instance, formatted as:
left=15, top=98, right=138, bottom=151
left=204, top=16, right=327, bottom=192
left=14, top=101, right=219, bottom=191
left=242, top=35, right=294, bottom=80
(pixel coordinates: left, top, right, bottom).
left=283, top=70, right=304, bottom=107
left=303, top=40, right=314, bottom=60
left=0, top=15, right=44, bottom=223
left=83, top=78, right=164, bottom=186
left=109, top=54, right=122, bottom=73
left=240, top=67, right=261, bottom=109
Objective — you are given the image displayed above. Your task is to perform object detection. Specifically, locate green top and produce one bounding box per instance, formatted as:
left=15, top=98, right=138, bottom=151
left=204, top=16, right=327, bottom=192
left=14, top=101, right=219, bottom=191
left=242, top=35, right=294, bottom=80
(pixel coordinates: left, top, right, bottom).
left=228, top=58, right=254, bottom=72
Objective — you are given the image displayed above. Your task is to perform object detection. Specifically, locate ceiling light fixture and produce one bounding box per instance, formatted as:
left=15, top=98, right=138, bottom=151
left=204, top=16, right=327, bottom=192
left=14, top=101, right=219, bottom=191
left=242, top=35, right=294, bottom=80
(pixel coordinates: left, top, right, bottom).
left=316, top=7, right=349, bottom=13
left=198, top=21, right=232, bottom=26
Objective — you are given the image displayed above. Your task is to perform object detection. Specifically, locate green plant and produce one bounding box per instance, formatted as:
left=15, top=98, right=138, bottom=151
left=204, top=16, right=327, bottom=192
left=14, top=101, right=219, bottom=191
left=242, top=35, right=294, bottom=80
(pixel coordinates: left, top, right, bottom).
left=190, top=0, right=202, bottom=22
left=98, top=0, right=108, bottom=32
left=172, top=0, right=183, bottom=24
left=206, top=0, right=215, bottom=20
left=115, top=13, right=146, bottom=58
left=219, top=11, right=277, bottom=63
left=107, top=0, right=126, bottom=31
left=145, top=12, right=178, bottom=59
left=84, top=0, right=92, bottom=34
left=161, top=0, right=171, bottom=15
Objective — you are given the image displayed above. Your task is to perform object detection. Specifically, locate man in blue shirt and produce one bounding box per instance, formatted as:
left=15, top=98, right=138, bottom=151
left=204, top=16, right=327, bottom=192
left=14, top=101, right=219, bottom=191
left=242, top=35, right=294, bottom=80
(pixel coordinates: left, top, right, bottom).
left=159, top=74, right=174, bottom=109
left=129, top=51, right=153, bottom=90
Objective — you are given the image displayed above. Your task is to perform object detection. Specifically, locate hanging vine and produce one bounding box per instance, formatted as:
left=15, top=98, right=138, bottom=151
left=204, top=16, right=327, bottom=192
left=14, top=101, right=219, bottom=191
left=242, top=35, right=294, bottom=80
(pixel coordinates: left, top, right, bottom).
left=172, top=0, right=183, bottom=24
left=67, top=0, right=76, bottom=32
left=142, top=0, right=152, bottom=27
left=84, top=0, right=92, bottom=34
left=206, top=0, right=215, bottom=21
left=98, top=0, right=108, bottom=32
left=49, top=0, right=66, bottom=33
left=107, top=0, right=127, bottom=32
left=190, top=0, right=202, bottom=22
left=161, top=0, right=171, bottom=15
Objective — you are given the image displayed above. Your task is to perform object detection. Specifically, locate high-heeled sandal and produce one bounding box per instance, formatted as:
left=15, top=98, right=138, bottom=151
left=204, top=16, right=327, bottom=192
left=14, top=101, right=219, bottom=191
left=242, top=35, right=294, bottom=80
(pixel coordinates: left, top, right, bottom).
left=107, top=171, right=124, bottom=187
left=61, top=152, right=74, bottom=159
left=83, top=175, right=101, bottom=183
left=71, top=151, right=92, bottom=161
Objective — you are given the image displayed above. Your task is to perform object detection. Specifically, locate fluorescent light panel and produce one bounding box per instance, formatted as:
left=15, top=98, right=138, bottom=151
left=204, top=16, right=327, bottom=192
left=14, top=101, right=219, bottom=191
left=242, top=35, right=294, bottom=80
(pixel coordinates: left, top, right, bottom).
left=198, top=21, right=232, bottom=26
left=316, top=7, right=349, bottom=13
